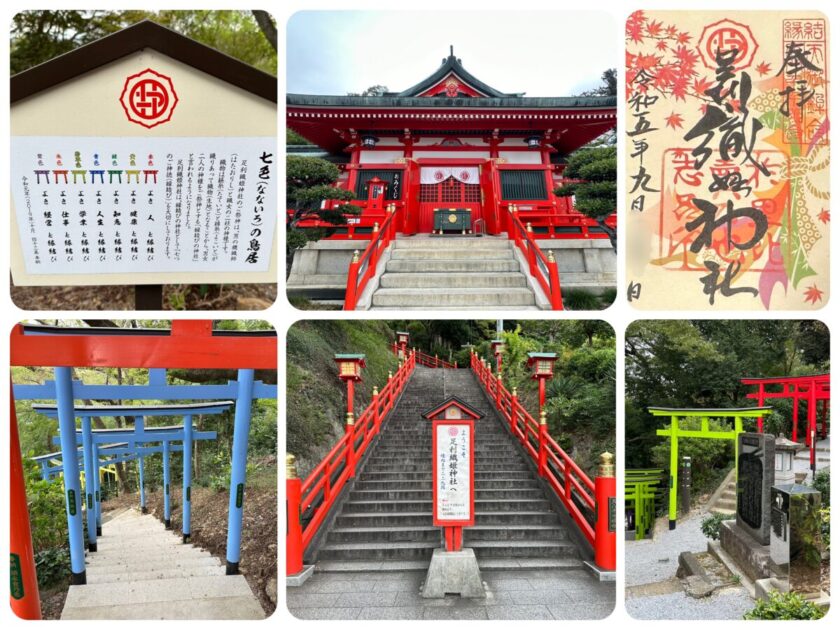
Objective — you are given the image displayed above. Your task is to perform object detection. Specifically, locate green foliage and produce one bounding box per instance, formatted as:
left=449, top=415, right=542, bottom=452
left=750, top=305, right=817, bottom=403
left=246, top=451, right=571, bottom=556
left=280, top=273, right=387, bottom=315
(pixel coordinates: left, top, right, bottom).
left=25, top=475, right=69, bottom=552
left=651, top=418, right=732, bottom=492
left=11, top=10, right=276, bottom=75
left=820, top=507, right=830, bottom=553
left=34, top=548, right=70, bottom=588
left=286, top=128, right=312, bottom=145
left=700, top=512, right=730, bottom=541
left=743, top=591, right=825, bottom=620
left=562, top=289, right=602, bottom=310
left=811, top=469, right=830, bottom=508
left=554, top=146, right=616, bottom=248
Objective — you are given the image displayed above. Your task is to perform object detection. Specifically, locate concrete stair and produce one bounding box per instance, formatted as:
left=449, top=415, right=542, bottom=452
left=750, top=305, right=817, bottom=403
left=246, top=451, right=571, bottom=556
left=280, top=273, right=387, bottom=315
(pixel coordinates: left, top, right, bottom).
left=369, top=236, right=538, bottom=309
left=313, top=366, right=584, bottom=573
left=61, top=509, right=264, bottom=619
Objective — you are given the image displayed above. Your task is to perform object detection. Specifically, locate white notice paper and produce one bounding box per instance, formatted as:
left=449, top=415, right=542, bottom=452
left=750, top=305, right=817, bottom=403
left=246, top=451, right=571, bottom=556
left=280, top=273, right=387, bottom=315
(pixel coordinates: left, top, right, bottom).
left=11, top=137, right=276, bottom=275
left=435, top=423, right=471, bottom=521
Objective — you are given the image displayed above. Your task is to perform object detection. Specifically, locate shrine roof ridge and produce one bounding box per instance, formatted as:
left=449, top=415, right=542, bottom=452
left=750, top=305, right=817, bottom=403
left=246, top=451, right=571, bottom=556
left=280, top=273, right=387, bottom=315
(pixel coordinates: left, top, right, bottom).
left=395, top=49, right=516, bottom=98
left=648, top=406, right=774, bottom=415
left=287, top=94, right=616, bottom=110
left=11, top=19, right=277, bottom=104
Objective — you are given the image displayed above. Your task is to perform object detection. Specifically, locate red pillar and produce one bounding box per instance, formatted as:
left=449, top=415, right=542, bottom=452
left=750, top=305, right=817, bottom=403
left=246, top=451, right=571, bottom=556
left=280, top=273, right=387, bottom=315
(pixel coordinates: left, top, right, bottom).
left=594, top=453, right=616, bottom=571
left=792, top=387, right=799, bottom=443
left=10, top=393, right=42, bottom=619
left=538, top=411, right=548, bottom=477
left=756, top=383, right=765, bottom=433
left=538, top=378, right=547, bottom=414
left=285, top=455, right=304, bottom=576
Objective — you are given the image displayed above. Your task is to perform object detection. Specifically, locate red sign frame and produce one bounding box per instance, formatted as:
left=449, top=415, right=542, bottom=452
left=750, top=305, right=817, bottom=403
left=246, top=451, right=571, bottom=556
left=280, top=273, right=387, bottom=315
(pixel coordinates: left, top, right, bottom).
left=431, top=419, right=475, bottom=528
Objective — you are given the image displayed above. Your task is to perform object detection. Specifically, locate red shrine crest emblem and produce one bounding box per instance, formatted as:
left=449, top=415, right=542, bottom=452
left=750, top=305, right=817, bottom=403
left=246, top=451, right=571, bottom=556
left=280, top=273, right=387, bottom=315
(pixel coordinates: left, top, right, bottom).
left=697, top=19, right=758, bottom=70
left=120, top=68, right=179, bottom=129
left=445, top=78, right=460, bottom=97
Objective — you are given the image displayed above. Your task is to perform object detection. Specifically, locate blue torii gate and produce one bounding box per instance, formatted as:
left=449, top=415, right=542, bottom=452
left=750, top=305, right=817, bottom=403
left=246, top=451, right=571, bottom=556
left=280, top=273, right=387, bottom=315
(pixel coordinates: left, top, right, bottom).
left=14, top=359, right=277, bottom=585
left=36, top=403, right=228, bottom=547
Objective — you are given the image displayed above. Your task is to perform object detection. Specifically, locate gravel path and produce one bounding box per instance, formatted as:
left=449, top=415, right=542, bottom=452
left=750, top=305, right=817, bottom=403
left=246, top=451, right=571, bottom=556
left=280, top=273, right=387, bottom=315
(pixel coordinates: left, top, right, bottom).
left=625, top=511, right=710, bottom=587
left=625, top=588, right=754, bottom=620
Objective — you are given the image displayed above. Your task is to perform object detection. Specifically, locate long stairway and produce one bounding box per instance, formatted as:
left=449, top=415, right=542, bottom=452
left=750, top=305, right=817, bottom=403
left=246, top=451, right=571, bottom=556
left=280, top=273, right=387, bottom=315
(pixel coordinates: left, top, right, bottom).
left=314, top=366, right=583, bottom=572
left=370, top=236, right=539, bottom=310
left=61, top=508, right=264, bottom=619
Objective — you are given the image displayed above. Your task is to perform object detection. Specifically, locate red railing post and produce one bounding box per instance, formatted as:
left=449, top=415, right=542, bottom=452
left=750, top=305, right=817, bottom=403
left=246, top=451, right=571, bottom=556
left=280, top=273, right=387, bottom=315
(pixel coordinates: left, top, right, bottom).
left=510, top=388, right=519, bottom=436
left=546, top=250, right=564, bottom=310
left=343, top=250, right=361, bottom=310
left=594, top=452, right=616, bottom=571
left=10, top=391, right=42, bottom=619
left=496, top=373, right=503, bottom=410
left=372, top=386, right=381, bottom=434
left=345, top=416, right=356, bottom=478
left=538, top=410, right=548, bottom=477
left=286, top=454, right=304, bottom=576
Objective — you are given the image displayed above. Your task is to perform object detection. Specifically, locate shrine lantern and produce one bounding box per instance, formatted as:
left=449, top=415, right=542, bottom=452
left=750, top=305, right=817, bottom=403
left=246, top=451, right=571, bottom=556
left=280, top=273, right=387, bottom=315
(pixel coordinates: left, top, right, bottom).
left=525, top=135, right=541, bottom=149
left=490, top=339, right=504, bottom=373
left=334, top=354, right=366, bottom=425
left=360, top=134, right=379, bottom=148
left=774, top=436, right=800, bottom=485
left=396, top=331, right=410, bottom=360
left=527, top=352, right=557, bottom=413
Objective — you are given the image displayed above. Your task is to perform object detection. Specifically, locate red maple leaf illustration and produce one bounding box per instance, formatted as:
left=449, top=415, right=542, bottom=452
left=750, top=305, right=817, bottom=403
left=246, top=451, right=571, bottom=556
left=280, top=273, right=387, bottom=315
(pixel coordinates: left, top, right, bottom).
left=671, top=75, right=689, bottom=101
left=665, top=112, right=685, bottom=129
left=676, top=32, right=691, bottom=45
left=626, top=11, right=646, bottom=43
left=818, top=209, right=830, bottom=223
left=674, top=45, right=700, bottom=69
left=693, top=77, right=714, bottom=96
left=804, top=284, right=824, bottom=305
left=656, top=40, right=669, bottom=51
left=665, top=25, right=678, bottom=37
left=654, top=64, right=679, bottom=89
left=646, top=19, right=664, bottom=37
left=635, top=54, right=661, bottom=71
left=755, top=61, right=772, bottom=76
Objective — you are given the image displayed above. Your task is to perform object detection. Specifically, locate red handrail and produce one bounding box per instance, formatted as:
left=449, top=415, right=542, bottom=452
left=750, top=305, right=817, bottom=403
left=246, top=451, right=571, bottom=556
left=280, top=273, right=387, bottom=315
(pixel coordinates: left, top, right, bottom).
left=471, top=351, right=596, bottom=546
left=390, top=342, right=457, bottom=369
left=507, top=208, right=564, bottom=310
left=286, top=350, right=416, bottom=573
left=343, top=204, right=399, bottom=310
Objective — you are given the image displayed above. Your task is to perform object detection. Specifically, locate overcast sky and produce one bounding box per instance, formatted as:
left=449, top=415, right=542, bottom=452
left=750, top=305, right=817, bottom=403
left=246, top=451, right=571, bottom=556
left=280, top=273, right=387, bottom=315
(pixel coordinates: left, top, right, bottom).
left=286, top=11, right=616, bottom=97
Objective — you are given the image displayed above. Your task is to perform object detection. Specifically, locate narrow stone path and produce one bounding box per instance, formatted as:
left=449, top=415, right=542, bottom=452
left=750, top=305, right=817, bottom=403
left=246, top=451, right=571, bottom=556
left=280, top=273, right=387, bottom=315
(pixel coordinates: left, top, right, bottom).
left=61, top=508, right=264, bottom=619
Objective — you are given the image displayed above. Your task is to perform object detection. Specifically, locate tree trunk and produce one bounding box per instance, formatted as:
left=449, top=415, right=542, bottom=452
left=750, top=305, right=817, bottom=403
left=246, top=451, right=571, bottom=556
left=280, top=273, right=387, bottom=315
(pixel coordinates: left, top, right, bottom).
left=252, top=10, right=277, bottom=52
left=596, top=217, right=617, bottom=252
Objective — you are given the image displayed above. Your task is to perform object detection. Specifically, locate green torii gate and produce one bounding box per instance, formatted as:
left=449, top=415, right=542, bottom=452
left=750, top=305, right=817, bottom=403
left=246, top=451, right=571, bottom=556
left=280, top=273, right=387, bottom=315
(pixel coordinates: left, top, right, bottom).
left=650, top=407, right=771, bottom=529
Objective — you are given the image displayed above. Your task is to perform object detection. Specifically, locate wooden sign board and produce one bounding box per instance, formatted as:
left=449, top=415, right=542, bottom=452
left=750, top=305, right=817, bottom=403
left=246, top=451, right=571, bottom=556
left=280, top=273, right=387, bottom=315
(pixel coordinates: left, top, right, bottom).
left=432, top=419, right=474, bottom=527
left=10, top=21, right=277, bottom=287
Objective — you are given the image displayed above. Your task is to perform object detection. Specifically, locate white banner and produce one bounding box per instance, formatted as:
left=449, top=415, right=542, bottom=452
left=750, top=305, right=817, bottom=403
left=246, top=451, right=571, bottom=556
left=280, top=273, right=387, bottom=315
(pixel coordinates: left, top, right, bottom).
left=420, top=166, right=479, bottom=185
left=11, top=136, right=276, bottom=275
left=435, top=423, right=471, bottom=521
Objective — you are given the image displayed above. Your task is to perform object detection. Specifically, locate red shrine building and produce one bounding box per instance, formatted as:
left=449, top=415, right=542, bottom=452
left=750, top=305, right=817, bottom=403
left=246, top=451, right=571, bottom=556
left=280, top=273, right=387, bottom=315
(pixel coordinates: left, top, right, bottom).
left=287, top=49, right=616, bottom=309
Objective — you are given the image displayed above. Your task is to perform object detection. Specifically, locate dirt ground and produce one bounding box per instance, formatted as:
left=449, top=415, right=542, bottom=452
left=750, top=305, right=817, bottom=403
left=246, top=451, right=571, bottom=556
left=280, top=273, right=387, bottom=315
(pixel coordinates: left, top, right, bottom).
left=38, top=583, right=69, bottom=620
left=11, top=282, right=276, bottom=310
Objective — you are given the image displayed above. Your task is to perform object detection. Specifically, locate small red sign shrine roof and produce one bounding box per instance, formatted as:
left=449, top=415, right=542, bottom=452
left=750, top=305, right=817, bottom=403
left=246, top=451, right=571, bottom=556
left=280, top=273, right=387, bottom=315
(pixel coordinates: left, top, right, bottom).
left=422, top=396, right=484, bottom=421
left=11, top=19, right=277, bottom=104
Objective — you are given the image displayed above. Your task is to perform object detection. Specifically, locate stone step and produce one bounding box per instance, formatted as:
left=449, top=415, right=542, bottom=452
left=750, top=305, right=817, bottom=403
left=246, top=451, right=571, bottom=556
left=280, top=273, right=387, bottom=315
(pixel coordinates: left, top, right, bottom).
left=348, top=488, right=545, bottom=501
left=327, top=524, right=566, bottom=544
left=318, top=539, right=577, bottom=562
left=372, top=287, right=536, bottom=307
left=385, top=259, right=522, bottom=273
left=710, top=507, right=736, bottom=516
left=313, top=557, right=583, bottom=573
left=62, top=575, right=259, bottom=616
left=394, top=237, right=511, bottom=250
left=343, top=498, right=551, bottom=513
left=85, top=556, right=222, bottom=575
left=390, top=249, right=514, bottom=261
left=359, top=470, right=534, bottom=481
left=61, top=595, right=265, bottom=620
left=379, top=272, right=528, bottom=289
left=470, top=539, right=578, bottom=559
left=85, top=564, right=226, bottom=584
left=716, top=499, right=736, bottom=509
left=334, top=510, right=560, bottom=528
left=355, top=478, right=541, bottom=490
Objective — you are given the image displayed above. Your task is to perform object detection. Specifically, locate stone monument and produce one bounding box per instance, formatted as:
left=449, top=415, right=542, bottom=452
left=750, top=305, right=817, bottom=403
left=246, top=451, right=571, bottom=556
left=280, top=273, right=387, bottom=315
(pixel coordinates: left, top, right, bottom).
left=769, top=484, right=823, bottom=597
left=736, top=432, right=775, bottom=545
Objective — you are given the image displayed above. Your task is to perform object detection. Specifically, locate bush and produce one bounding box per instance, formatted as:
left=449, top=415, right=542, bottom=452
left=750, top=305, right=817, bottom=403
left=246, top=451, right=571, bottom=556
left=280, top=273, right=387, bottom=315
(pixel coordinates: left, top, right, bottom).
left=26, top=476, right=69, bottom=552
left=34, top=548, right=70, bottom=588
left=820, top=506, right=830, bottom=554
left=811, top=469, right=829, bottom=508
left=701, top=512, right=730, bottom=540
left=743, top=591, right=825, bottom=620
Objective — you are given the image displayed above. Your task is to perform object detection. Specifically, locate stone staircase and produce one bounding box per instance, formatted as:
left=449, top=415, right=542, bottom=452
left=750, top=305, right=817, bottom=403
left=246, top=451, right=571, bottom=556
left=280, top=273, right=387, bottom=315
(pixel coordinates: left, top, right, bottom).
left=369, top=236, right=539, bottom=310
left=794, top=436, right=830, bottom=483
left=708, top=470, right=736, bottom=517
left=61, top=508, right=264, bottom=619
left=313, top=366, right=583, bottom=572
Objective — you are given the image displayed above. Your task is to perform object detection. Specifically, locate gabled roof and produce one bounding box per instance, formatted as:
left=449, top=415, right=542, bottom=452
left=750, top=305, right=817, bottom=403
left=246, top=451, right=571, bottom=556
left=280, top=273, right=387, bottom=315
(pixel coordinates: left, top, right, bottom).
left=422, top=396, right=484, bottom=421
left=11, top=19, right=276, bottom=104
left=395, top=47, right=517, bottom=98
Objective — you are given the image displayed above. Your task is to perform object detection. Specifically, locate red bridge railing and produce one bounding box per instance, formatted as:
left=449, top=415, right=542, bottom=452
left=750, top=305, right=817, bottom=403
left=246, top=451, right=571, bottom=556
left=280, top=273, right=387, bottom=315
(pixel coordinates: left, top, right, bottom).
left=507, top=208, right=564, bottom=310
left=286, top=349, right=416, bottom=575
left=471, top=351, right=614, bottom=569
left=390, top=343, right=458, bottom=369
left=344, top=204, right=399, bottom=310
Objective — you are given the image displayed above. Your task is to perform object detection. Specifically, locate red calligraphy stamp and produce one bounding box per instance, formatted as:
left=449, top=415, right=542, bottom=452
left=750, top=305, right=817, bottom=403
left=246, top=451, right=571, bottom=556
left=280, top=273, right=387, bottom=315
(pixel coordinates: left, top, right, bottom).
left=698, top=19, right=758, bottom=71
left=120, top=68, right=178, bottom=129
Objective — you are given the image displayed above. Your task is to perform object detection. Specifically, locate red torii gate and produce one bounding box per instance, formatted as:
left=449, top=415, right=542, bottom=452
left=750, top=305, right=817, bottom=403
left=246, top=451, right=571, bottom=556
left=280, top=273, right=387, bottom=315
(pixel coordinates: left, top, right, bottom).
left=741, top=373, right=830, bottom=472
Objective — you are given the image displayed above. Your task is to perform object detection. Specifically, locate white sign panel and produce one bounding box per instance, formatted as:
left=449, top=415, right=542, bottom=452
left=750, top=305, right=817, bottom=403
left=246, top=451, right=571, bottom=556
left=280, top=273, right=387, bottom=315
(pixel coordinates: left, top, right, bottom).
left=11, top=137, right=276, bottom=275
left=435, top=423, right=471, bottom=521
